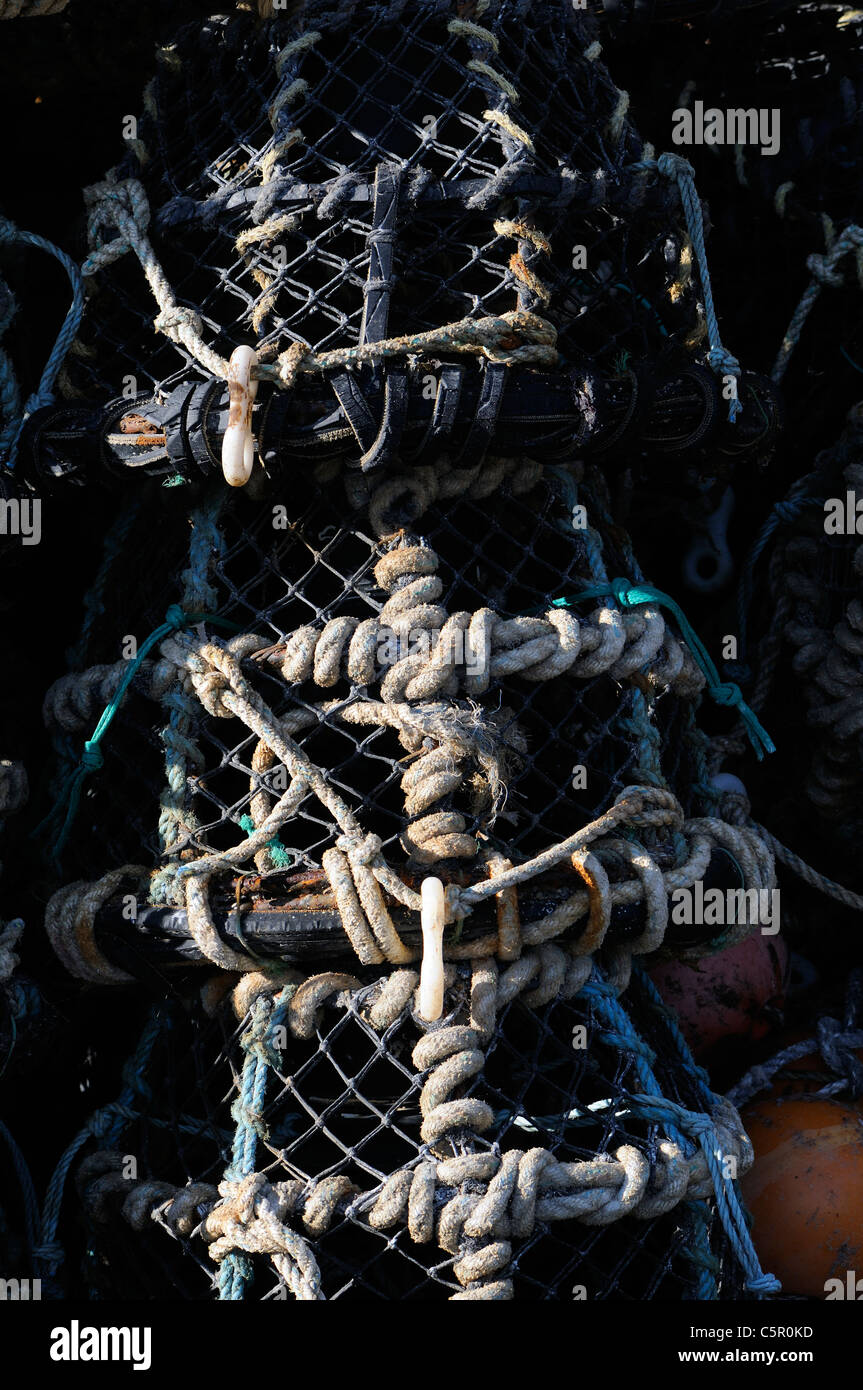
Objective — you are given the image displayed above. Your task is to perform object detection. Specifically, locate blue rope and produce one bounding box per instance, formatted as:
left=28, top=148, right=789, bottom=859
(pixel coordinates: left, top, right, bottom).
left=631, top=154, right=741, bottom=421
left=772, top=224, right=863, bottom=382
left=0, top=217, right=86, bottom=466
left=635, top=967, right=746, bottom=1299
left=543, top=577, right=775, bottom=759
left=33, top=605, right=241, bottom=869
left=625, top=1092, right=780, bottom=1295
left=219, top=992, right=286, bottom=1300
left=0, top=277, right=22, bottom=460
left=582, top=970, right=716, bottom=1296
left=585, top=968, right=779, bottom=1296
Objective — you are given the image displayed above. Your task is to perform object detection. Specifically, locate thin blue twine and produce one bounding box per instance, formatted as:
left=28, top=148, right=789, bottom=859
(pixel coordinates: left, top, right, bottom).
left=543, top=577, right=775, bottom=759
left=0, top=217, right=86, bottom=466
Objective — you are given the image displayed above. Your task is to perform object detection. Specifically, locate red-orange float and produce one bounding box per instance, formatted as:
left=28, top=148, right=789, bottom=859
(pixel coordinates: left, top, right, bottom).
left=649, top=930, right=788, bottom=1059
left=740, top=1059, right=863, bottom=1299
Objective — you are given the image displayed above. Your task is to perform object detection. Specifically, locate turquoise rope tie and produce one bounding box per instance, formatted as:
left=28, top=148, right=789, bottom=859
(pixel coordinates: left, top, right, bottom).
left=34, top=605, right=241, bottom=869
left=238, top=814, right=294, bottom=870
left=543, top=577, right=775, bottom=760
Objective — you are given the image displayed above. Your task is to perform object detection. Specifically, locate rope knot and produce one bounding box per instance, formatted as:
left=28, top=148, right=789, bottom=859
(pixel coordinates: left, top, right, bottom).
left=164, top=603, right=189, bottom=631
left=275, top=339, right=313, bottom=389
left=745, top=1272, right=782, bottom=1295
left=657, top=151, right=695, bottom=183
left=336, top=832, right=382, bottom=865
left=805, top=251, right=844, bottom=288
left=609, top=578, right=638, bottom=607
left=706, top=345, right=741, bottom=379
left=80, top=740, right=104, bottom=772
left=191, top=668, right=233, bottom=718
left=154, top=305, right=203, bottom=341
left=710, top=681, right=743, bottom=711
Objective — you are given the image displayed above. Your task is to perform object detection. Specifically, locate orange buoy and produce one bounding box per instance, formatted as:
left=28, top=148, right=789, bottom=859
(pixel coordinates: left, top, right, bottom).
left=649, top=930, right=788, bottom=1059
left=740, top=1091, right=863, bottom=1298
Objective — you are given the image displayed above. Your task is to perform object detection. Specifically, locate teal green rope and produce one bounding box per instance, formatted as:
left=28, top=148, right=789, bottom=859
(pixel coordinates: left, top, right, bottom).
left=543, top=578, right=775, bottom=760
left=34, top=605, right=241, bottom=870
left=238, top=814, right=294, bottom=870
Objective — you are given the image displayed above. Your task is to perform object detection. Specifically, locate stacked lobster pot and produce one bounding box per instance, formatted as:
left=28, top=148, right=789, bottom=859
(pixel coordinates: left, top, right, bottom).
left=20, top=0, right=783, bottom=1299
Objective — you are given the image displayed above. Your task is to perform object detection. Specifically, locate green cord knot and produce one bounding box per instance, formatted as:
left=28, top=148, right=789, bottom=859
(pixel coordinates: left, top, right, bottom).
left=164, top=602, right=189, bottom=630
left=80, top=741, right=104, bottom=773
left=239, top=814, right=294, bottom=870
left=711, top=683, right=746, bottom=711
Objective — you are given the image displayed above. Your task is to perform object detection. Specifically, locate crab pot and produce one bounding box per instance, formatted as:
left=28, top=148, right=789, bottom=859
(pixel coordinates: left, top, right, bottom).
left=16, top=0, right=781, bottom=1302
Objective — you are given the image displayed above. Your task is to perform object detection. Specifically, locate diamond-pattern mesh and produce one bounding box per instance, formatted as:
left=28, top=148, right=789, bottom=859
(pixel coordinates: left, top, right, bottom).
left=53, top=469, right=695, bottom=890
left=63, top=2, right=701, bottom=404
left=72, top=972, right=735, bottom=1301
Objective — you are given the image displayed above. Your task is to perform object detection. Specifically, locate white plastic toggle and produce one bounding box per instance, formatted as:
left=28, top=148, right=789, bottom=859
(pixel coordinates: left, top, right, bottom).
left=221, top=345, right=259, bottom=487
left=419, top=876, right=446, bottom=1023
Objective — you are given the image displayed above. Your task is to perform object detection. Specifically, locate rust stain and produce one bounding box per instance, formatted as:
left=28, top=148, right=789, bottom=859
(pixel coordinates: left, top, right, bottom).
left=119, top=412, right=160, bottom=435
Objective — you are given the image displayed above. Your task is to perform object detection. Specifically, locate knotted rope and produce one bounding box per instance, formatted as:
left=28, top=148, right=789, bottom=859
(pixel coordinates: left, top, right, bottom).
left=632, top=153, right=742, bottom=420
left=76, top=959, right=776, bottom=1300
left=548, top=578, right=775, bottom=759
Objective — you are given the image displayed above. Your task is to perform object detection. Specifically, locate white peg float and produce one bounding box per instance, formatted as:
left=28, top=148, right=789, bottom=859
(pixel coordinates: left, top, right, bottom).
left=419, top=876, right=446, bottom=1023
left=221, top=345, right=259, bottom=487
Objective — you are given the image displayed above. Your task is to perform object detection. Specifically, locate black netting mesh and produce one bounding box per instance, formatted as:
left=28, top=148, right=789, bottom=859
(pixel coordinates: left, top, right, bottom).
left=67, top=971, right=737, bottom=1301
